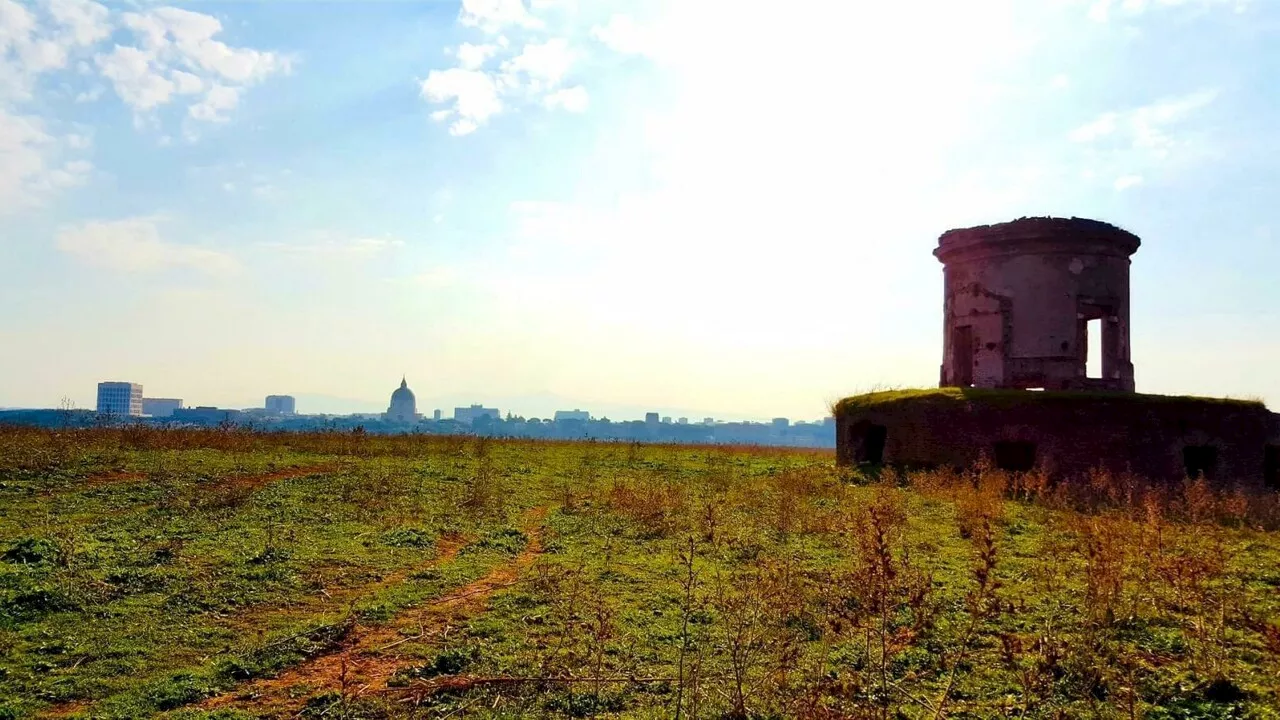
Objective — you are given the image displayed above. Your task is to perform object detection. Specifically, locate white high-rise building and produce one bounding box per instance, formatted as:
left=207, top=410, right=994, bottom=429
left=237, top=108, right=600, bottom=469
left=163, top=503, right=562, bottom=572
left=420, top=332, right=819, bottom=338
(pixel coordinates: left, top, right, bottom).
left=265, top=395, right=296, bottom=415
left=97, top=382, right=143, bottom=417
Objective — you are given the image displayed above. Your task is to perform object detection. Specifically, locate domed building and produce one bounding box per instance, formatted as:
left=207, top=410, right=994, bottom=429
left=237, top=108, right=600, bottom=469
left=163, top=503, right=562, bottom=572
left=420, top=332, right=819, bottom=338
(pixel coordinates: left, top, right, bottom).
left=385, top=376, right=418, bottom=423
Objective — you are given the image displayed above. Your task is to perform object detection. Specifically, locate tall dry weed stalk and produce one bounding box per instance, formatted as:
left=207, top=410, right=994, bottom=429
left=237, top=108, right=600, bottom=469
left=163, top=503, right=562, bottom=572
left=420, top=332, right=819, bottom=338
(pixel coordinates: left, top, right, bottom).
left=461, top=455, right=505, bottom=518
left=708, top=554, right=807, bottom=719
left=932, top=513, right=1004, bottom=719
left=607, top=476, right=686, bottom=538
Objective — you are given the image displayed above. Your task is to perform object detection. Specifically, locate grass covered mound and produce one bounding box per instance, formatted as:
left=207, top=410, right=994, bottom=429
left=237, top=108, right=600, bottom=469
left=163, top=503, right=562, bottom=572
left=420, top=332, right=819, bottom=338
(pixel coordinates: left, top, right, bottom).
left=834, top=387, right=1269, bottom=415
left=0, top=426, right=1278, bottom=719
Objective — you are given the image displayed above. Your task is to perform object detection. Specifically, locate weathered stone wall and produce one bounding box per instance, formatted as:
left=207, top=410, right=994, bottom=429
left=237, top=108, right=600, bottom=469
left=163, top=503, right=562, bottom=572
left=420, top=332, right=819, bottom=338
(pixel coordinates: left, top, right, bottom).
left=836, top=393, right=1280, bottom=488
left=935, top=217, right=1140, bottom=391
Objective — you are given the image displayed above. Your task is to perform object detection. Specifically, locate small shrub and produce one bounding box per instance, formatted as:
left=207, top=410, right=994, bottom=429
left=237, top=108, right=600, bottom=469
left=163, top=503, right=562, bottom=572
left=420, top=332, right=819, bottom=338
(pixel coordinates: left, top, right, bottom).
left=2, top=537, right=59, bottom=565
left=146, top=673, right=212, bottom=711
left=408, top=647, right=478, bottom=678
left=463, top=527, right=527, bottom=556
left=246, top=546, right=291, bottom=565
left=544, top=691, right=628, bottom=718
left=380, top=527, right=435, bottom=549
left=0, top=587, right=77, bottom=620
left=106, top=567, right=169, bottom=596
left=300, top=691, right=342, bottom=718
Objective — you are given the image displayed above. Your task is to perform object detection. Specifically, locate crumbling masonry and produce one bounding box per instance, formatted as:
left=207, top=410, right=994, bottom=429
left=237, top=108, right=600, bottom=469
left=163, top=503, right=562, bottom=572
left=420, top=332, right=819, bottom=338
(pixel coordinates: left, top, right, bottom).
left=836, top=217, right=1280, bottom=487
left=936, top=217, right=1138, bottom=392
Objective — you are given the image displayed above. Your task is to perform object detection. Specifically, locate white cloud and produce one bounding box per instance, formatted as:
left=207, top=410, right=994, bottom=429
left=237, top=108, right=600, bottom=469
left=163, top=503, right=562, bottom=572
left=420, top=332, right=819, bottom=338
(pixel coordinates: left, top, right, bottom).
left=0, top=0, right=111, bottom=100
left=171, top=69, right=203, bottom=94
left=543, top=85, right=587, bottom=113
left=96, top=45, right=175, bottom=110
left=73, top=84, right=103, bottom=102
left=45, top=0, right=110, bottom=46
left=590, top=14, right=654, bottom=56
left=500, top=37, right=573, bottom=90
left=458, top=0, right=543, bottom=33
left=1070, top=90, right=1218, bottom=167
left=0, top=108, right=92, bottom=212
left=56, top=217, right=238, bottom=275
left=133, top=7, right=289, bottom=83
left=449, top=118, right=479, bottom=136
left=423, top=6, right=584, bottom=134
left=188, top=84, right=238, bottom=122
left=420, top=67, right=502, bottom=136
left=0, top=0, right=284, bottom=221
left=459, top=0, right=1094, bottom=348
left=1128, top=89, right=1218, bottom=156
left=455, top=42, right=497, bottom=70
left=95, top=6, right=288, bottom=123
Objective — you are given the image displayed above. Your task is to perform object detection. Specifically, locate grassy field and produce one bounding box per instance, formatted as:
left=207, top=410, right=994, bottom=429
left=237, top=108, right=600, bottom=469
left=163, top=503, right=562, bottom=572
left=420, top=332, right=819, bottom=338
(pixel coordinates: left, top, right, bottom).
left=1, top=426, right=1278, bottom=719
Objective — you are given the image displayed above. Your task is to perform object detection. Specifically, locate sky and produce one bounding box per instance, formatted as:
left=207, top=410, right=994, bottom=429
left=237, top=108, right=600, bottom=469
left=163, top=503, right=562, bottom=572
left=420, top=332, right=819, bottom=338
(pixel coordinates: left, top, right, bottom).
left=2, top=0, right=1279, bottom=421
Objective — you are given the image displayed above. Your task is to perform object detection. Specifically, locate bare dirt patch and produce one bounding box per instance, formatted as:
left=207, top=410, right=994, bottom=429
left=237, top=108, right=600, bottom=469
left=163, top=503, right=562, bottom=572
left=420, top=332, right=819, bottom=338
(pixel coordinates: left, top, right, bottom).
left=218, top=531, right=470, bottom=637
left=198, top=506, right=548, bottom=715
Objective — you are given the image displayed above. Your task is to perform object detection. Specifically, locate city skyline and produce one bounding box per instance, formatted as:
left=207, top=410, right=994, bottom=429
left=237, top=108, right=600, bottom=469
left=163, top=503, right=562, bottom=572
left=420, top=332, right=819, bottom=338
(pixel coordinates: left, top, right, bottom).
left=4, top=1, right=1280, bottom=419
left=71, top=375, right=828, bottom=425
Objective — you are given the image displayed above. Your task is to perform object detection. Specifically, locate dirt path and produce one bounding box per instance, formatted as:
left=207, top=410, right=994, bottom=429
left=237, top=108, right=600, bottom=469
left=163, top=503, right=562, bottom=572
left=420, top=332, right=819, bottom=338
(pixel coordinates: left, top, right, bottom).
left=218, top=531, right=469, bottom=636
left=34, top=528, right=469, bottom=720
left=197, top=506, right=549, bottom=716
left=33, top=464, right=344, bottom=720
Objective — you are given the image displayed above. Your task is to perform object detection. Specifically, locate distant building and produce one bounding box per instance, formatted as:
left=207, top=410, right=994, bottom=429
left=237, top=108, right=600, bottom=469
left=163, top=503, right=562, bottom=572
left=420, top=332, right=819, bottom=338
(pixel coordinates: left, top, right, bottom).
left=142, top=398, right=183, bottom=418
left=385, top=377, right=418, bottom=423
left=678, top=417, right=689, bottom=425
left=554, top=409, right=590, bottom=422
left=433, top=409, right=442, bottom=421
left=771, top=418, right=790, bottom=431
left=172, top=406, right=242, bottom=424
left=265, top=395, right=296, bottom=415
left=645, top=412, right=660, bottom=425
left=97, top=382, right=143, bottom=417
left=455, top=404, right=500, bottom=425
left=662, top=416, right=672, bottom=424
left=703, top=417, right=715, bottom=425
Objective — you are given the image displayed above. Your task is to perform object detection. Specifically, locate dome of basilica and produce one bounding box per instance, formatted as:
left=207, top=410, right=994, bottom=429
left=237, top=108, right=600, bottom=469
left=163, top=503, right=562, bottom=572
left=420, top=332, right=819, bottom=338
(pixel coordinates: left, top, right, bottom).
left=386, top=376, right=418, bottom=422
left=391, top=377, right=415, bottom=403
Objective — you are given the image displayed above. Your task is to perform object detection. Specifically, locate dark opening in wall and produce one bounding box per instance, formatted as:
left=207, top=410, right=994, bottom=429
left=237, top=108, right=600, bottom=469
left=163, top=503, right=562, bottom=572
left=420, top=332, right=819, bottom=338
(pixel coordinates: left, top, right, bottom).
left=851, top=423, right=888, bottom=465
left=1183, top=445, right=1218, bottom=480
left=1265, top=446, right=1279, bottom=490
left=953, top=325, right=974, bottom=387
left=994, top=441, right=1036, bottom=472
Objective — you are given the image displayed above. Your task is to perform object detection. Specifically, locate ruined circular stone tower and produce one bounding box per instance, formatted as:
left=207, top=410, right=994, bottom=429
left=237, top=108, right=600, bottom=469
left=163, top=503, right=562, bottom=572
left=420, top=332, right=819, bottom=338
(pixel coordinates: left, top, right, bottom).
left=934, top=216, right=1140, bottom=392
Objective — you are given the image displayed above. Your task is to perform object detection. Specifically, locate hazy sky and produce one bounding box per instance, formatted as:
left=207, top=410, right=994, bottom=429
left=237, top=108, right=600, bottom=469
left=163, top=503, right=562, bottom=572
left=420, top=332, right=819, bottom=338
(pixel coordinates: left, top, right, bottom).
left=2, top=0, right=1279, bottom=420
